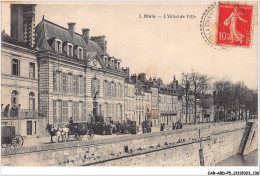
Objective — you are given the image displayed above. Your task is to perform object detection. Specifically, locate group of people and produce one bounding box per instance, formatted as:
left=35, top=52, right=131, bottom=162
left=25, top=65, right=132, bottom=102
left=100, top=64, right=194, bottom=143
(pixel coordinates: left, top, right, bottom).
left=160, top=121, right=183, bottom=131
left=172, top=121, right=183, bottom=130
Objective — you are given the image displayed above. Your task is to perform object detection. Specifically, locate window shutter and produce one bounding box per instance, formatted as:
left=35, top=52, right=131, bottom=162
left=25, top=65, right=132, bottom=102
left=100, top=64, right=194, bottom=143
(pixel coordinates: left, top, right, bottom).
left=65, top=73, right=68, bottom=93
left=53, top=100, right=56, bottom=124
left=62, top=100, right=65, bottom=123
left=53, top=70, right=57, bottom=92
left=103, top=81, right=105, bottom=96
left=83, top=101, right=86, bottom=121
left=84, top=76, right=86, bottom=95
left=91, top=78, right=94, bottom=96
left=73, top=101, right=76, bottom=122
left=98, top=79, right=100, bottom=95
left=75, top=75, right=78, bottom=94
left=18, top=60, right=20, bottom=76
left=73, top=75, right=76, bottom=94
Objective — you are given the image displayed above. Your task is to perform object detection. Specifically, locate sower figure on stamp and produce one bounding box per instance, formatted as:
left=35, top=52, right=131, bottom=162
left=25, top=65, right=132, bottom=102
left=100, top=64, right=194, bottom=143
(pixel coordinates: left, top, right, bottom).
left=224, top=6, right=247, bottom=44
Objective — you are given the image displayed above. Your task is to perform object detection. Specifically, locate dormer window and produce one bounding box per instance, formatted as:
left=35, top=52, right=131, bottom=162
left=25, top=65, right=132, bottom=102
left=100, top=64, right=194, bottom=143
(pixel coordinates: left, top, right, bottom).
left=111, top=59, right=114, bottom=68
left=67, top=43, right=73, bottom=57
left=55, top=39, right=62, bottom=53
left=78, top=47, right=83, bottom=59
left=103, top=56, right=108, bottom=67
left=114, top=60, right=117, bottom=69
left=117, top=62, right=120, bottom=70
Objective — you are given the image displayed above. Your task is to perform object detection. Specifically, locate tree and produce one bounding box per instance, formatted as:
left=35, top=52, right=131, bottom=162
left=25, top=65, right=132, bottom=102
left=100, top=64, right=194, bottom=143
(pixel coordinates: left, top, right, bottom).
left=188, top=72, right=211, bottom=124
left=179, top=73, right=191, bottom=125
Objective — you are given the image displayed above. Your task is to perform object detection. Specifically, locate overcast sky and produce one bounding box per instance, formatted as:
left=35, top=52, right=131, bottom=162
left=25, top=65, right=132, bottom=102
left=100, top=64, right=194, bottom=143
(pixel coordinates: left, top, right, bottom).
left=1, top=2, right=258, bottom=89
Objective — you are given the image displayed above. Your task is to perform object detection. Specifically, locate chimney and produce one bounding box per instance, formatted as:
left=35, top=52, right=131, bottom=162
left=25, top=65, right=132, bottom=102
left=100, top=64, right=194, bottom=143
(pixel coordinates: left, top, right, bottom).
left=11, top=4, right=36, bottom=47
left=130, top=74, right=137, bottom=84
left=68, top=22, right=76, bottom=38
left=172, top=75, right=178, bottom=90
left=82, top=28, right=90, bottom=45
left=138, top=73, right=146, bottom=82
left=90, top=35, right=106, bottom=53
left=122, top=67, right=130, bottom=82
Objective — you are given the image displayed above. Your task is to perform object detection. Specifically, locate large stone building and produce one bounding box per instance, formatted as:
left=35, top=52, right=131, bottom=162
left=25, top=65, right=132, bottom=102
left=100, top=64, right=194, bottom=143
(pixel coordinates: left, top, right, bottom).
left=1, top=4, right=46, bottom=137
left=35, top=18, right=125, bottom=125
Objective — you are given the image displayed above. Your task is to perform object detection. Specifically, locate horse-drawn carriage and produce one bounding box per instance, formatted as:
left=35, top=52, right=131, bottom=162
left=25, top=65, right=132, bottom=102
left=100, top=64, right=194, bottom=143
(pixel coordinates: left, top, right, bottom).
left=67, top=122, right=94, bottom=141
left=114, top=119, right=139, bottom=134
left=46, top=122, right=94, bottom=143
left=1, top=126, right=23, bottom=148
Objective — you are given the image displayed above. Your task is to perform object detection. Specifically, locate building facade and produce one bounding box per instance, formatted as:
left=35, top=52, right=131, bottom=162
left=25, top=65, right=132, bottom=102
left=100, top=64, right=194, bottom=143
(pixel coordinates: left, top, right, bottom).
left=1, top=4, right=46, bottom=137
left=35, top=19, right=125, bottom=125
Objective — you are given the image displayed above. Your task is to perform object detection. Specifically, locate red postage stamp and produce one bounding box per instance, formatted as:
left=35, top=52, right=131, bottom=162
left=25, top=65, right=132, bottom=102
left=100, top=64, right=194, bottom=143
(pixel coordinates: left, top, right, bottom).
left=217, top=3, right=253, bottom=47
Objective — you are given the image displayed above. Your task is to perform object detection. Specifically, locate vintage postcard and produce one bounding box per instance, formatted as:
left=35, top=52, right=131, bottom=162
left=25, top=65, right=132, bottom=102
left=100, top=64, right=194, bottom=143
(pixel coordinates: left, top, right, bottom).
left=1, top=1, right=258, bottom=175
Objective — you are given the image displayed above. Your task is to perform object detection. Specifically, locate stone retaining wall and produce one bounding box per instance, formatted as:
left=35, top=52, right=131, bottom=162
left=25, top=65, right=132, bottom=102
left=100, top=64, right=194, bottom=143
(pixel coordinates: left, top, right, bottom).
left=2, top=121, right=254, bottom=166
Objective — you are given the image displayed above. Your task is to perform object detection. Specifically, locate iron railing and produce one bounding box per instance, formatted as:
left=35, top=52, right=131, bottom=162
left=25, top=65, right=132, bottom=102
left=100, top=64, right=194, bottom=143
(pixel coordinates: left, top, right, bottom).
left=1, top=109, right=44, bottom=119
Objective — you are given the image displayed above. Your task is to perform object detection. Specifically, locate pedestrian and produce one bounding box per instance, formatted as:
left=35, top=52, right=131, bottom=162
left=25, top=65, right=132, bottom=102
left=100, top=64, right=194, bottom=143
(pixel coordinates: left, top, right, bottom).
left=172, top=122, right=175, bottom=130
left=160, top=123, right=164, bottom=131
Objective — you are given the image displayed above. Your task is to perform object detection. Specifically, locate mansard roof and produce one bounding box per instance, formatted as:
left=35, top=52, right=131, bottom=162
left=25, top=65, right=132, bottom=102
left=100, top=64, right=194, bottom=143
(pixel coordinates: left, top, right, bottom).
left=35, top=19, right=105, bottom=57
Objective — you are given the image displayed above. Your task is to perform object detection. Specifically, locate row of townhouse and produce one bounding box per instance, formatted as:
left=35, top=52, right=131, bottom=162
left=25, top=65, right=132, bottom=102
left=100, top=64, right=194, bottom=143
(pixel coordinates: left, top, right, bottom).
left=1, top=4, right=213, bottom=139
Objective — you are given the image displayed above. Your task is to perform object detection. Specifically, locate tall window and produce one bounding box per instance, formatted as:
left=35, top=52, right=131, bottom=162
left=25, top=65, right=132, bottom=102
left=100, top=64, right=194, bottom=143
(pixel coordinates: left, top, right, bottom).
left=29, top=92, right=35, bottom=110
left=78, top=102, right=83, bottom=122
left=68, top=73, right=72, bottom=93
left=29, top=62, right=35, bottom=78
left=54, top=100, right=62, bottom=124
left=62, top=72, right=67, bottom=93
left=56, top=72, right=61, bottom=92
left=12, top=59, right=20, bottom=76
left=62, top=101, right=68, bottom=123
left=73, top=75, right=79, bottom=94
left=79, top=76, right=83, bottom=94
left=68, top=101, right=73, bottom=121
left=73, top=101, right=79, bottom=123
left=11, top=90, right=19, bottom=107
left=91, top=78, right=100, bottom=96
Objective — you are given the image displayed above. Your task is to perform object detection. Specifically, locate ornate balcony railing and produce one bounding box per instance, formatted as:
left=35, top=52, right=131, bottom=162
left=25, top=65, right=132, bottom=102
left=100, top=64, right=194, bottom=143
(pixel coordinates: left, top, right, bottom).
left=1, top=109, right=44, bottom=119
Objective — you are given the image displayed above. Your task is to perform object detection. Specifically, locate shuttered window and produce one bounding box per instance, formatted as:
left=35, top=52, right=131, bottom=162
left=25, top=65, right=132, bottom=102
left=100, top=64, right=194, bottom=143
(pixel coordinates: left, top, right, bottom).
left=91, top=78, right=100, bottom=96
left=73, top=101, right=79, bottom=123
left=78, top=102, right=83, bottom=122
left=79, top=76, right=83, bottom=94
left=62, top=101, right=68, bottom=123
left=57, top=72, right=61, bottom=92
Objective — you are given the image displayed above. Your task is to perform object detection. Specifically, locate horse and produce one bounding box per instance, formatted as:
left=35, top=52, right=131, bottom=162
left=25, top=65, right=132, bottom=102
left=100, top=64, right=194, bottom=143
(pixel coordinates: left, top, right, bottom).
left=46, top=124, right=69, bottom=143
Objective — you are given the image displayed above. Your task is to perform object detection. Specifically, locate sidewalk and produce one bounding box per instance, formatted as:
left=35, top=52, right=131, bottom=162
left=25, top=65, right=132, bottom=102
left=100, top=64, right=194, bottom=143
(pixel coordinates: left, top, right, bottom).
left=22, top=120, right=250, bottom=147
